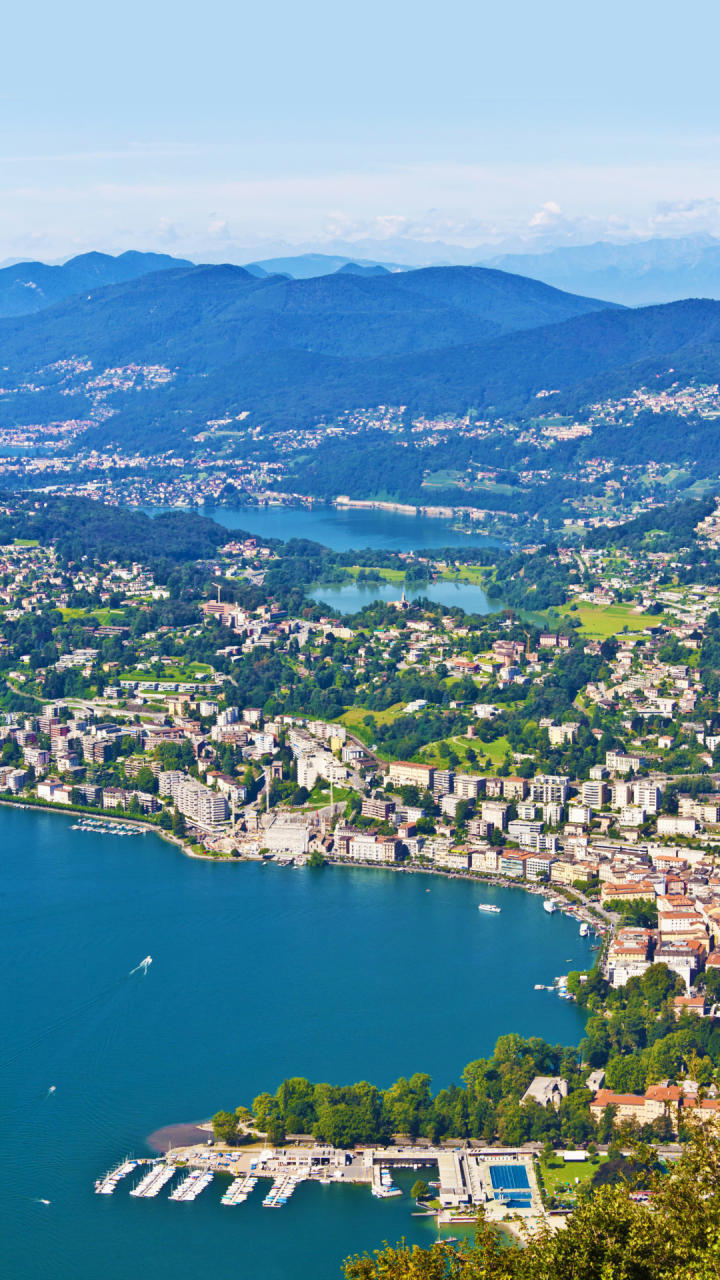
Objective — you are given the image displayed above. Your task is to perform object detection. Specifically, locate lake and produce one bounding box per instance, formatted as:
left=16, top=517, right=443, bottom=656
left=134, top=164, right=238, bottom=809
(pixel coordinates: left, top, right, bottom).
left=0, top=807, right=593, bottom=1280
left=198, top=504, right=504, bottom=553
left=310, top=577, right=501, bottom=615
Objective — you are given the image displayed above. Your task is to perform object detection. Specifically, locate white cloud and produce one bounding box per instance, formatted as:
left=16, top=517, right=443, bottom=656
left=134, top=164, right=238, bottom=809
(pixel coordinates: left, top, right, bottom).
left=4, top=156, right=720, bottom=262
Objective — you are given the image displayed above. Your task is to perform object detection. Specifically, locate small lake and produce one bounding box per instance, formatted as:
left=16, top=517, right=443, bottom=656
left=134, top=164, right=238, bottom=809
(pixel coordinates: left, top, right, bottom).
left=310, top=577, right=501, bottom=615
left=198, top=504, right=505, bottom=553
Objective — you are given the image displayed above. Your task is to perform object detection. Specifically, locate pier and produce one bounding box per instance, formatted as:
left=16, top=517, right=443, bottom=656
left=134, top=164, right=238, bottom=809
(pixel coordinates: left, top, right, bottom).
left=130, top=1162, right=177, bottom=1198
left=169, top=1169, right=214, bottom=1201
left=220, top=1173, right=258, bottom=1206
left=94, top=1159, right=140, bottom=1195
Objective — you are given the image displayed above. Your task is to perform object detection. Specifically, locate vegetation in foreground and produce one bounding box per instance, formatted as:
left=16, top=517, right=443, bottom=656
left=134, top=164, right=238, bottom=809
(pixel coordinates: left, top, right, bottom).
left=343, top=1124, right=720, bottom=1279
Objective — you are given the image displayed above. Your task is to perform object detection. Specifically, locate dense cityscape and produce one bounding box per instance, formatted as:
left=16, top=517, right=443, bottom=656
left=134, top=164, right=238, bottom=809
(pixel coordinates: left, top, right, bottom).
left=1, top=485, right=720, bottom=1255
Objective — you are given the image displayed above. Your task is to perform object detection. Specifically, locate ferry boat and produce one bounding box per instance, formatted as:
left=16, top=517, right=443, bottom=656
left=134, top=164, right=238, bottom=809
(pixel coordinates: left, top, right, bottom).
left=543, top=900, right=557, bottom=914
left=477, top=903, right=501, bottom=914
left=579, top=921, right=590, bottom=937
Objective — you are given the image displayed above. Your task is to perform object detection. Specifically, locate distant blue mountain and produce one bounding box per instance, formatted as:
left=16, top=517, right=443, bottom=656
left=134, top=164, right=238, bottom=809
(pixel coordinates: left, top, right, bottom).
left=244, top=253, right=407, bottom=278
left=336, top=262, right=391, bottom=277
left=0, top=250, right=194, bottom=317
left=483, top=235, right=720, bottom=306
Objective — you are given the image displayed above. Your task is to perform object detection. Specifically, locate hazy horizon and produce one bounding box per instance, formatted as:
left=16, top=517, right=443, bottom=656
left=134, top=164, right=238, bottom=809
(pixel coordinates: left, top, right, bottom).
left=3, top=0, right=720, bottom=264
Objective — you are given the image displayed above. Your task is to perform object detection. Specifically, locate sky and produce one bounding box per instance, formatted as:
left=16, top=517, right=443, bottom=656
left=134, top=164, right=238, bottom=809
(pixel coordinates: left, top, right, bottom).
left=3, top=0, right=720, bottom=263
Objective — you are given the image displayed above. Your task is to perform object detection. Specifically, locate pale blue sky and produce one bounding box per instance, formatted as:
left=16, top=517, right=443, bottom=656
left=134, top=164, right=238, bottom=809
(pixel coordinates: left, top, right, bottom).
left=3, top=0, right=720, bottom=261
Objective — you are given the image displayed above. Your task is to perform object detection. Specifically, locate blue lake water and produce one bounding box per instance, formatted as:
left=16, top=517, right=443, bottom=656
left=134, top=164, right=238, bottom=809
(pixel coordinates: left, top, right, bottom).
left=199, top=504, right=504, bottom=553
left=310, top=578, right=501, bottom=615
left=0, top=807, right=593, bottom=1280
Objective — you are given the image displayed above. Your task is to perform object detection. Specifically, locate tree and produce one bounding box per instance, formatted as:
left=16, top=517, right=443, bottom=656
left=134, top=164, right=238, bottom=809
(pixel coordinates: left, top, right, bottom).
left=171, top=809, right=186, bottom=837
left=212, top=1109, right=239, bottom=1145
left=410, top=1179, right=430, bottom=1201
left=133, top=765, right=158, bottom=794
left=344, top=1123, right=720, bottom=1279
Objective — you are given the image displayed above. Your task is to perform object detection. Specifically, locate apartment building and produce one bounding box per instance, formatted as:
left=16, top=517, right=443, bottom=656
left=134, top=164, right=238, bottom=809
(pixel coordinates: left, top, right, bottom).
left=387, top=761, right=434, bottom=790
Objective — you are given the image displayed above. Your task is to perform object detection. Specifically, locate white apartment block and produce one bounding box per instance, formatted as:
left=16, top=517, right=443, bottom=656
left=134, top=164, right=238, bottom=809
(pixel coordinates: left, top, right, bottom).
left=176, top=780, right=229, bottom=827
left=582, top=780, right=608, bottom=808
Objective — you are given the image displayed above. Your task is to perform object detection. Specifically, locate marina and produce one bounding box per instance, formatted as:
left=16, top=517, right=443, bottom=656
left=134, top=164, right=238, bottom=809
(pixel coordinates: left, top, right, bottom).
left=92, top=1140, right=544, bottom=1230
left=72, top=819, right=146, bottom=836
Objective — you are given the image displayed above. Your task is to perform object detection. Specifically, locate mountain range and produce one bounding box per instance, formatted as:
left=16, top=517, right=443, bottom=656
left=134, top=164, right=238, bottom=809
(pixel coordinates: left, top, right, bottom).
left=245, top=253, right=406, bottom=279
left=0, top=258, right=719, bottom=456
left=0, top=262, right=614, bottom=372
left=0, top=250, right=193, bottom=318
left=482, top=235, right=720, bottom=307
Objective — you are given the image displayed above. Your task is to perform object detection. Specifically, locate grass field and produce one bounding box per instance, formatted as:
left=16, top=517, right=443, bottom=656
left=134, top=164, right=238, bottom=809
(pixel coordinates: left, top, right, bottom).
left=559, top=600, right=664, bottom=638
left=339, top=704, right=407, bottom=746
left=59, top=607, right=127, bottom=623
left=118, top=661, right=213, bottom=682
left=416, top=733, right=511, bottom=771
left=440, top=565, right=493, bottom=586
left=540, top=1155, right=607, bottom=1198
left=422, top=468, right=466, bottom=487
left=346, top=565, right=406, bottom=583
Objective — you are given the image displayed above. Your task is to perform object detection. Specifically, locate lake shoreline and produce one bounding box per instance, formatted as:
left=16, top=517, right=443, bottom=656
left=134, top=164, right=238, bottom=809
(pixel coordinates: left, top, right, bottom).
left=0, top=793, right=606, bottom=928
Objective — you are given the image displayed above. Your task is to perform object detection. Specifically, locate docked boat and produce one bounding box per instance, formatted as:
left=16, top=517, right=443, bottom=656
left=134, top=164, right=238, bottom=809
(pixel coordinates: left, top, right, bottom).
left=579, top=921, right=589, bottom=937
left=94, top=1159, right=138, bottom=1195
left=130, top=1162, right=177, bottom=1198
left=221, top=1174, right=257, bottom=1206
left=477, top=903, right=501, bottom=914
left=543, top=900, right=557, bottom=914
left=373, top=1168, right=403, bottom=1197
left=169, top=1170, right=214, bottom=1202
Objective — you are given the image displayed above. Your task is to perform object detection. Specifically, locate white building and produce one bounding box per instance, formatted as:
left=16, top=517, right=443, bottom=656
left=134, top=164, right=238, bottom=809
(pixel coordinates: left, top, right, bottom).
left=176, top=780, right=229, bottom=827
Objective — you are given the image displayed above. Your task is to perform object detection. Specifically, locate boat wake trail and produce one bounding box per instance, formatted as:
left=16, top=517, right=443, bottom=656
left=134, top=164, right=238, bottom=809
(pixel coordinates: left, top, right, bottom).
left=0, top=958, right=151, bottom=1073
